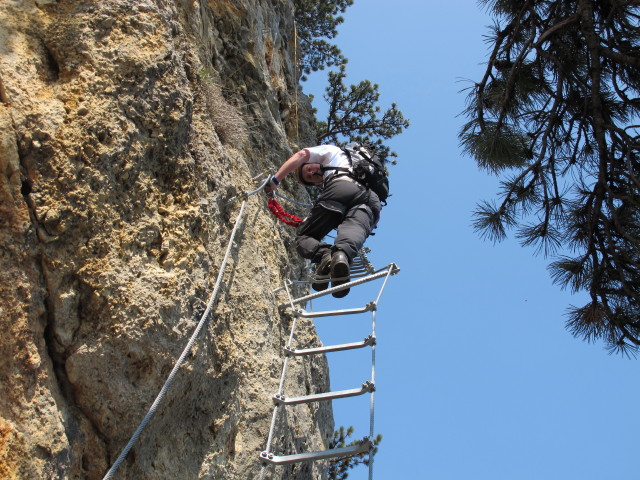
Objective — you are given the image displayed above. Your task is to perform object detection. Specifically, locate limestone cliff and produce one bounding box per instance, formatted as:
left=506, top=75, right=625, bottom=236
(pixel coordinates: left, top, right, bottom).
left=0, top=0, right=331, bottom=478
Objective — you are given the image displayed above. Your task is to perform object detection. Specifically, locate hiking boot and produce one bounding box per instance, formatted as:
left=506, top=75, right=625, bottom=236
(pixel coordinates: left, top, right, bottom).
left=330, top=251, right=350, bottom=298
left=311, top=252, right=331, bottom=292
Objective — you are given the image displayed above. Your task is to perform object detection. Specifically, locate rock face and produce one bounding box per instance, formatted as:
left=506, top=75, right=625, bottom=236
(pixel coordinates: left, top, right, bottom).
left=0, top=0, right=331, bottom=478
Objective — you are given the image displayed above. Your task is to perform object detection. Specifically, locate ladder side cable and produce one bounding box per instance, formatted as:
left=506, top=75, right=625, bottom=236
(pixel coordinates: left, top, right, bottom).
left=258, top=278, right=301, bottom=480
left=367, top=262, right=396, bottom=480
left=259, top=258, right=398, bottom=479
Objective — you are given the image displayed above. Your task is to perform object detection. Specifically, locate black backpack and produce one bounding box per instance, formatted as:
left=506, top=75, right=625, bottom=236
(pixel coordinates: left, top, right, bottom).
left=324, top=143, right=390, bottom=204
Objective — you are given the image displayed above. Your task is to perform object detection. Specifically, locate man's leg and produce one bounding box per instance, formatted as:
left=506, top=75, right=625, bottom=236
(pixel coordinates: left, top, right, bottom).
left=295, top=205, right=343, bottom=262
left=329, top=204, right=376, bottom=298
left=333, top=204, right=376, bottom=261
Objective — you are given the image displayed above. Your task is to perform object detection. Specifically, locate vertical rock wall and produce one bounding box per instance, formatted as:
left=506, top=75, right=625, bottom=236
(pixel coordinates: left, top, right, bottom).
left=0, top=0, right=331, bottom=478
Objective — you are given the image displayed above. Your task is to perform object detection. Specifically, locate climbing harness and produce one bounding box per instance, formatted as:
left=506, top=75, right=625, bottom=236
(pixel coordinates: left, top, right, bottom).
left=258, top=251, right=399, bottom=480
left=267, top=197, right=303, bottom=227
left=247, top=170, right=311, bottom=227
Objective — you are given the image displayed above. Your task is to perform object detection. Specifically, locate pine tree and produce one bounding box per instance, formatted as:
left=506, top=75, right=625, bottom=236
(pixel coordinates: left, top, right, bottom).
left=293, top=0, right=353, bottom=79
left=293, top=2, right=409, bottom=161
left=327, top=426, right=382, bottom=480
left=316, top=65, right=410, bottom=163
left=460, top=0, right=640, bottom=355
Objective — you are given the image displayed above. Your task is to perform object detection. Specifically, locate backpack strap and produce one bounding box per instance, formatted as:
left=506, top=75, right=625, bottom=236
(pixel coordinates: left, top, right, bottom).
left=318, top=147, right=367, bottom=186
left=320, top=165, right=370, bottom=190
left=320, top=147, right=355, bottom=183
left=342, top=147, right=354, bottom=165
left=320, top=165, right=352, bottom=186
left=320, top=165, right=351, bottom=174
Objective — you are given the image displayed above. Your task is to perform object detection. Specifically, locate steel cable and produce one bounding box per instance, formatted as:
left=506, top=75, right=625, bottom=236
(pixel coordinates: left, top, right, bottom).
left=102, top=201, right=248, bottom=480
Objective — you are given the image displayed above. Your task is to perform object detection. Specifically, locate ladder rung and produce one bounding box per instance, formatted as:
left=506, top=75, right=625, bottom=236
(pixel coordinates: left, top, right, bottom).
left=273, top=381, right=374, bottom=405
left=293, top=302, right=376, bottom=318
left=309, top=270, right=373, bottom=284
left=350, top=267, right=367, bottom=274
left=285, top=336, right=375, bottom=356
left=280, top=264, right=399, bottom=307
left=260, top=438, right=371, bottom=465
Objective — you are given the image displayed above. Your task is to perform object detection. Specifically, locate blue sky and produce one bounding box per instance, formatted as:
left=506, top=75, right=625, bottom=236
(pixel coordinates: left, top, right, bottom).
left=301, top=2, right=638, bottom=479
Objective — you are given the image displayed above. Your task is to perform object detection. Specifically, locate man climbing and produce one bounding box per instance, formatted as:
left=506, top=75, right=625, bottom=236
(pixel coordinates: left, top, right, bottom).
left=264, top=145, right=381, bottom=298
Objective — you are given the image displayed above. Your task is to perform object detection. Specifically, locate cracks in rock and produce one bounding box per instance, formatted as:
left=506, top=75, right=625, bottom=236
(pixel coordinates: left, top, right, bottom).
left=0, top=75, right=9, bottom=104
left=13, top=109, right=35, bottom=205
left=40, top=266, right=110, bottom=476
left=13, top=108, right=107, bottom=473
left=20, top=176, right=33, bottom=196
left=40, top=40, right=61, bottom=84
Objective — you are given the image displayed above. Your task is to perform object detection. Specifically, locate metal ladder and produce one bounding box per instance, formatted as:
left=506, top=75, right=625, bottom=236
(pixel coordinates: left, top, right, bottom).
left=259, top=251, right=399, bottom=479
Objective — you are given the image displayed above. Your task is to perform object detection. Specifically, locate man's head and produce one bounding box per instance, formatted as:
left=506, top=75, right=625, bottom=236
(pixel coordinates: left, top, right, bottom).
left=295, top=163, right=324, bottom=186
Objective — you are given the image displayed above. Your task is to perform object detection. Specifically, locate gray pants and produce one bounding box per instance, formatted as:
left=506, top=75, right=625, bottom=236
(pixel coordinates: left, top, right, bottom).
left=295, top=177, right=381, bottom=263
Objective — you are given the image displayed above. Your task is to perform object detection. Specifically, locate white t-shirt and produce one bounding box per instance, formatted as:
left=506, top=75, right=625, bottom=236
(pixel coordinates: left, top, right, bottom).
left=305, top=145, right=350, bottom=181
